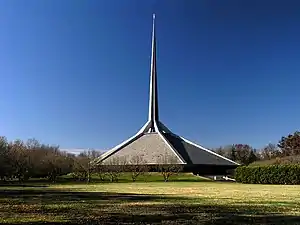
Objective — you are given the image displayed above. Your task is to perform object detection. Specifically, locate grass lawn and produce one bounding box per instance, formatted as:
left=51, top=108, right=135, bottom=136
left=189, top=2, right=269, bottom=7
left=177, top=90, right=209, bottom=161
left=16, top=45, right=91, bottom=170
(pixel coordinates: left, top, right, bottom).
left=1, top=173, right=300, bottom=224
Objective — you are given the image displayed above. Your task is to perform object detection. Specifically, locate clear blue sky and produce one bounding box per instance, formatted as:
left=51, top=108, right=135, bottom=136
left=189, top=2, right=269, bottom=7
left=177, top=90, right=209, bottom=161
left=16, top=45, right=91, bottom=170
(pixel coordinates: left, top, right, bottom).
left=1, top=0, right=299, bottom=151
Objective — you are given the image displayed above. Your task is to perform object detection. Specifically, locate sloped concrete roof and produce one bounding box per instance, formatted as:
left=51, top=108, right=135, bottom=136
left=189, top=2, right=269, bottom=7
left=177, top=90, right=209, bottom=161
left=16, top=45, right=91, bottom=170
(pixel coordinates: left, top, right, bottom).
left=163, top=133, right=237, bottom=166
left=101, top=133, right=182, bottom=165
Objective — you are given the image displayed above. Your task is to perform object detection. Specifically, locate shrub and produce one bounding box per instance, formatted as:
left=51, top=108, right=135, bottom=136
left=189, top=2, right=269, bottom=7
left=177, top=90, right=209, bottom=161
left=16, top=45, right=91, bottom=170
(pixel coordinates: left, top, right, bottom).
left=235, top=165, right=300, bottom=184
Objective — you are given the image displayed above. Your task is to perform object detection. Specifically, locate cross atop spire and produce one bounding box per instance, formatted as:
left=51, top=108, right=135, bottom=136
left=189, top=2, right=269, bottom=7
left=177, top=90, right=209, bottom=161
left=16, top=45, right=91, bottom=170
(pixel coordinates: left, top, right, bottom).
left=147, top=13, right=159, bottom=132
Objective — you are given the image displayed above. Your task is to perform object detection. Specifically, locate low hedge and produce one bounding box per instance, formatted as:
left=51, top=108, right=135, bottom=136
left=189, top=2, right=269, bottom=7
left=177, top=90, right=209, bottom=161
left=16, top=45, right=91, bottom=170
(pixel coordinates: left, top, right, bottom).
left=235, top=165, right=300, bottom=184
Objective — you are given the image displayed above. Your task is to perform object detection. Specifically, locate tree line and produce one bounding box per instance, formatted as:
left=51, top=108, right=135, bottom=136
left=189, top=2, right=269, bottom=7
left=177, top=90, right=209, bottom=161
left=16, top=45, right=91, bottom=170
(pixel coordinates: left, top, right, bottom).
left=0, top=136, right=182, bottom=183
left=213, top=131, right=300, bottom=165
left=0, top=137, right=103, bottom=182
left=0, top=131, right=299, bottom=182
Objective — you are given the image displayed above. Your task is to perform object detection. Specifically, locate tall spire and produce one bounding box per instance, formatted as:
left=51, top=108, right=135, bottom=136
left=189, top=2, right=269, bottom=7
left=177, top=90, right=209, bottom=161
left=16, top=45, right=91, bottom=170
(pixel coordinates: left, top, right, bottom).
left=94, top=13, right=240, bottom=170
left=148, top=14, right=159, bottom=131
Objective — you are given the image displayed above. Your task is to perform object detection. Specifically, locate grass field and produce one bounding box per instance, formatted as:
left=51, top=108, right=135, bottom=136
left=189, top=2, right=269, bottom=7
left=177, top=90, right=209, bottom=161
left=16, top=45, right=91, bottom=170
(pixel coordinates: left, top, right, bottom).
left=1, top=173, right=300, bottom=225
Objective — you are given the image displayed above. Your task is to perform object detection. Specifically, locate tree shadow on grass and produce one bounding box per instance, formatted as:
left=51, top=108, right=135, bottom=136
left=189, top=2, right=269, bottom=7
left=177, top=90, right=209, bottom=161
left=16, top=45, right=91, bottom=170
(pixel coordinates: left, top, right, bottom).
left=0, top=188, right=300, bottom=225
left=0, top=189, right=167, bottom=204
left=0, top=184, right=49, bottom=188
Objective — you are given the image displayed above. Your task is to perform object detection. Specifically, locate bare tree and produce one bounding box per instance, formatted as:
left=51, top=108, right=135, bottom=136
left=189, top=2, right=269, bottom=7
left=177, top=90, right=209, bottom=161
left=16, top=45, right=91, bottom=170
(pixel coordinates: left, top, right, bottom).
left=156, top=153, right=183, bottom=182
left=26, top=138, right=41, bottom=150
left=233, top=144, right=257, bottom=165
left=214, top=145, right=236, bottom=161
left=260, top=143, right=281, bottom=160
left=25, top=139, right=47, bottom=179
left=1, top=137, right=74, bottom=182
left=127, top=155, right=148, bottom=182
left=94, top=162, right=108, bottom=181
left=8, top=139, right=31, bottom=182
left=73, top=155, right=90, bottom=181
left=214, top=146, right=226, bottom=156
left=43, top=148, right=73, bottom=182
left=103, top=156, right=127, bottom=182
left=0, top=136, right=11, bottom=181
left=73, top=149, right=102, bottom=183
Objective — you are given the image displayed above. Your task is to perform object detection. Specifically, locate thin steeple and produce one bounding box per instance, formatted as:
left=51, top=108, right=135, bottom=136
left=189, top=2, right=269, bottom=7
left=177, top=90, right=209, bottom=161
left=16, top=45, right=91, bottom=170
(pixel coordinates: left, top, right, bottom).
left=94, top=13, right=240, bottom=169
left=148, top=14, right=159, bottom=131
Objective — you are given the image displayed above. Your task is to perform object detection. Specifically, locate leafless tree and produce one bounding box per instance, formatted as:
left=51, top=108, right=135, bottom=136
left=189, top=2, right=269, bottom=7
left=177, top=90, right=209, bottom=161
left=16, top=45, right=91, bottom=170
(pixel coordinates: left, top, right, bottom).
left=8, top=139, right=31, bottom=182
left=73, top=149, right=102, bottom=183
left=0, top=136, right=11, bottom=181
left=103, top=156, right=127, bottom=182
left=94, top=162, right=108, bottom=181
left=214, top=145, right=235, bottom=160
left=43, top=148, right=73, bottom=182
left=156, top=153, right=183, bottom=182
left=260, top=143, right=281, bottom=160
left=73, top=155, right=90, bottom=181
left=1, top=136, right=74, bottom=182
left=127, top=155, right=149, bottom=182
left=233, top=144, right=257, bottom=165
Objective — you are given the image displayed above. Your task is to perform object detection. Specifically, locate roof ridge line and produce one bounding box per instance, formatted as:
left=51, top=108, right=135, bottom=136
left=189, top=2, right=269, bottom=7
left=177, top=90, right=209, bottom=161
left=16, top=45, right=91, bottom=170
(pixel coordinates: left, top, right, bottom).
left=155, top=122, right=186, bottom=164
left=93, top=122, right=150, bottom=164
left=180, top=136, right=240, bottom=165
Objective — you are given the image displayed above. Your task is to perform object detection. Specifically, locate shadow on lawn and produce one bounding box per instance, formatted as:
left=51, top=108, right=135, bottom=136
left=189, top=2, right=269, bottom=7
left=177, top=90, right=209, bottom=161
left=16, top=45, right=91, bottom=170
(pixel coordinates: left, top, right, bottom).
left=0, top=188, right=299, bottom=225
left=0, top=189, right=166, bottom=204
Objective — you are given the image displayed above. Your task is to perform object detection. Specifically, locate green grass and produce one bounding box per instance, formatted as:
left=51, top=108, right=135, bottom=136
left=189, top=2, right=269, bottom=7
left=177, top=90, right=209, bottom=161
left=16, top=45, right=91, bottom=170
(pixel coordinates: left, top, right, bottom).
left=249, top=158, right=282, bottom=166
left=1, top=173, right=300, bottom=224
left=64, top=172, right=210, bottom=183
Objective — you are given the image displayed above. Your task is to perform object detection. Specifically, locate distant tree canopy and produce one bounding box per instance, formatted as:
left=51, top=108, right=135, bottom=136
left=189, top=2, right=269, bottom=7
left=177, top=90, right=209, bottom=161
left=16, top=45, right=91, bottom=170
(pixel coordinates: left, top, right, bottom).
left=214, top=130, right=300, bottom=165
left=260, top=143, right=281, bottom=160
left=214, top=144, right=257, bottom=165
left=278, top=131, right=300, bottom=156
left=0, top=136, right=102, bottom=182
